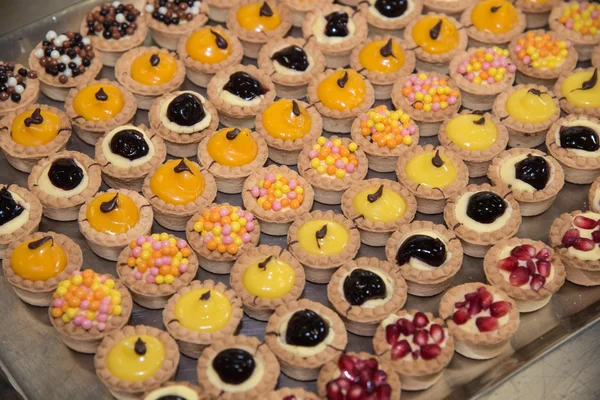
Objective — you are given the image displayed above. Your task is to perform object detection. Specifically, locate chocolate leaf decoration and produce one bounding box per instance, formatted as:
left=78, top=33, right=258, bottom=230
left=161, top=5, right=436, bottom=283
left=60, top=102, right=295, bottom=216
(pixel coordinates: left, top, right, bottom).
left=379, top=39, right=396, bottom=59
left=28, top=236, right=53, bottom=250
left=429, top=19, right=443, bottom=40
left=315, top=224, right=328, bottom=249
left=95, top=87, right=108, bottom=101
left=292, top=100, right=301, bottom=116
left=100, top=193, right=119, bottom=213
left=491, top=5, right=502, bottom=12
left=581, top=68, right=598, bottom=90
left=150, top=54, right=160, bottom=67
left=134, top=338, right=147, bottom=355
left=200, top=290, right=211, bottom=301
left=528, top=88, right=542, bottom=96
left=337, top=71, right=349, bottom=88
left=473, top=117, right=486, bottom=125
left=259, top=1, right=274, bottom=17
left=210, top=29, right=228, bottom=49
left=367, top=185, right=384, bottom=203
left=431, top=150, right=444, bottom=168
left=258, top=255, right=274, bottom=270
left=174, top=158, right=193, bottom=174
left=24, top=108, right=43, bottom=127
left=226, top=128, right=241, bottom=140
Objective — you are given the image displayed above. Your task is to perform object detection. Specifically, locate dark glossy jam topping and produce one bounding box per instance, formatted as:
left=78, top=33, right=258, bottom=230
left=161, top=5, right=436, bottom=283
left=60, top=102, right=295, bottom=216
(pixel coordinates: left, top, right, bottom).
left=157, top=396, right=186, bottom=400
left=48, top=158, right=84, bottom=191
left=374, top=0, right=408, bottom=18
left=166, top=93, right=206, bottom=127
left=395, top=234, right=446, bottom=267
left=466, top=191, right=507, bottom=224
left=109, top=129, right=149, bottom=161
left=271, top=45, right=309, bottom=72
left=285, top=309, right=329, bottom=347
left=212, top=348, right=255, bottom=385
left=223, top=71, right=267, bottom=101
left=559, top=125, right=600, bottom=152
left=0, top=187, right=24, bottom=226
left=324, top=11, right=349, bottom=37
left=514, top=155, right=549, bottom=191
left=343, top=268, right=387, bottom=306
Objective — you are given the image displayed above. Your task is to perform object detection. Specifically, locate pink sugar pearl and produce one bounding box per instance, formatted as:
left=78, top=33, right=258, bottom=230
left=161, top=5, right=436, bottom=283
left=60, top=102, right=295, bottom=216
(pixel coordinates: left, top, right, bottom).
left=154, top=257, right=164, bottom=267
left=250, top=187, right=260, bottom=197
left=101, top=297, right=111, bottom=305
left=408, top=125, right=417, bottom=134
left=404, top=80, right=413, bottom=87
left=245, top=213, right=254, bottom=222
left=482, top=62, right=490, bottom=71
left=219, top=207, right=229, bottom=216
left=335, top=160, right=345, bottom=169
left=222, top=235, right=233, bottom=245
left=457, top=65, right=466, bottom=74
left=100, top=275, right=107, bottom=283
left=431, top=103, right=441, bottom=111
left=487, top=77, right=495, bottom=84
left=97, top=322, right=106, bottom=332
left=345, top=163, right=355, bottom=173
left=241, top=233, right=252, bottom=243
left=565, top=20, right=574, bottom=29
left=162, top=256, right=172, bottom=266
left=245, top=222, right=255, bottom=232
left=152, top=241, right=162, bottom=251
left=259, top=188, right=268, bottom=197
left=272, top=200, right=282, bottom=211
left=73, top=315, right=85, bottom=326
left=136, top=236, right=145, bottom=246
left=331, top=146, right=340, bottom=154
left=448, top=96, right=457, bottom=105
left=53, top=298, right=64, bottom=308
left=80, top=300, right=90, bottom=310
left=132, top=247, right=142, bottom=257
left=407, top=93, right=415, bottom=102
left=401, top=128, right=410, bottom=136
left=82, top=319, right=92, bottom=330
left=203, top=235, right=212, bottom=244
left=466, top=72, right=475, bottom=81
left=287, top=191, right=297, bottom=199
left=288, top=179, right=297, bottom=190
left=265, top=173, right=276, bottom=182
left=96, top=313, right=108, bottom=323
left=308, top=150, right=318, bottom=159
left=413, top=84, right=422, bottom=92
left=150, top=267, right=159, bottom=276
left=179, top=263, right=188, bottom=273
left=134, top=271, right=143, bottom=280
left=507, top=64, right=517, bottom=73
left=161, top=240, right=170, bottom=247
left=146, top=275, right=155, bottom=284
left=522, top=55, right=532, bottom=64
left=222, top=225, right=232, bottom=235
left=514, top=45, right=523, bottom=52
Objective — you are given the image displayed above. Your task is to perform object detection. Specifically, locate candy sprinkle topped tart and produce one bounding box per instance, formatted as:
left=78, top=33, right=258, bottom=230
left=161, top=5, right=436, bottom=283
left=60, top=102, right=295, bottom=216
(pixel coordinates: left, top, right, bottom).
left=549, top=1, right=600, bottom=61
left=554, top=67, right=600, bottom=118
left=0, top=62, right=39, bottom=118
left=0, top=185, right=42, bottom=259
left=461, top=0, right=526, bottom=47
left=358, top=0, right=424, bottom=37
left=144, top=0, right=209, bottom=50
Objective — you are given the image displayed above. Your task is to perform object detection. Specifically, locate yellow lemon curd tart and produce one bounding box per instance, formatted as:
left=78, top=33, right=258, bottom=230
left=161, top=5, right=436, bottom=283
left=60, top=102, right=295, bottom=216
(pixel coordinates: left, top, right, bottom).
left=461, top=0, right=526, bottom=47
left=144, top=0, right=209, bottom=50
left=0, top=185, right=43, bottom=259
left=358, top=0, right=424, bottom=37
left=515, top=0, right=561, bottom=29
left=554, top=67, right=600, bottom=117
left=549, top=1, right=600, bottom=62
left=0, top=62, right=40, bottom=119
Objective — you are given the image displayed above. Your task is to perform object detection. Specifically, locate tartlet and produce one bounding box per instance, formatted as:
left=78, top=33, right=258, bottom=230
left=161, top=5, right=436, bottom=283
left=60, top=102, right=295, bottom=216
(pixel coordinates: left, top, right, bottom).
left=3, top=231, right=82, bottom=306
left=484, top=238, right=566, bottom=312
left=287, top=210, right=361, bottom=284
left=230, top=245, right=305, bottom=321
left=549, top=1, right=600, bottom=62
left=590, top=176, right=600, bottom=213
left=327, top=258, right=407, bottom=336
left=385, top=220, right=463, bottom=296
left=358, top=0, right=424, bottom=37
left=340, top=178, right=417, bottom=246
left=144, top=0, right=209, bottom=50
left=593, top=45, right=600, bottom=68
left=28, top=150, right=102, bottom=221
left=281, top=0, right=334, bottom=28
left=439, top=283, right=519, bottom=360
left=142, top=382, right=203, bottom=400
left=516, top=0, right=560, bottom=29
left=0, top=62, right=39, bottom=118
left=0, top=104, right=71, bottom=173
left=395, top=144, right=469, bottom=214
left=460, top=0, right=527, bottom=48
left=423, top=0, right=476, bottom=18
left=444, top=183, right=522, bottom=258
left=148, top=90, right=219, bottom=157
left=206, top=0, right=237, bottom=23
left=163, top=280, right=243, bottom=358
left=488, top=148, right=565, bottom=216
left=265, top=298, right=347, bottom=381
left=267, top=388, right=318, bottom=400
left=0, top=184, right=43, bottom=259
left=554, top=67, right=600, bottom=118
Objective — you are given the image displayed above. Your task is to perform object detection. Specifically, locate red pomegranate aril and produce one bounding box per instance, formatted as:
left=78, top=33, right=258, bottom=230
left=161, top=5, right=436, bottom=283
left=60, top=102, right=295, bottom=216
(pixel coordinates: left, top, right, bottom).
left=336, top=377, right=351, bottom=392
left=376, top=384, right=392, bottom=400
left=359, top=366, right=375, bottom=383
left=347, top=383, right=365, bottom=400
left=592, top=230, right=600, bottom=244
left=391, top=339, right=411, bottom=360
left=536, top=260, right=551, bottom=277
left=573, top=237, right=595, bottom=251
left=468, top=299, right=482, bottom=316
left=465, top=292, right=478, bottom=301
left=479, top=290, right=493, bottom=310
left=338, top=354, right=358, bottom=382
left=420, top=344, right=442, bottom=360
left=452, top=307, right=469, bottom=325
left=385, top=324, right=400, bottom=345
left=490, top=301, right=511, bottom=318
left=413, top=312, right=429, bottom=328
left=326, top=381, right=343, bottom=400
left=511, top=245, right=533, bottom=260
left=413, top=329, right=429, bottom=346
left=373, top=370, right=387, bottom=385
left=536, top=248, right=550, bottom=260
left=509, top=266, right=531, bottom=287
left=527, top=259, right=537, bottom=275
left=574, top=215, right=598, bottom=229
left=365, top=357, right=378, bottom=371
left=562, top=229, right=580, bottom=246
left=412, top=350, right=420, bottom=359
left=455, top=301, right=465, bottom=308
left=476, top=316, right=499, bottom=332
left=429, top=324, right=445, bottom=344
left=530, top=274, right=546, bottom=292
left=498, top=256, right=519, bottom=272
left=398, top=318, right=416, bottom=336
left=283, top=396, right=297, bottom=400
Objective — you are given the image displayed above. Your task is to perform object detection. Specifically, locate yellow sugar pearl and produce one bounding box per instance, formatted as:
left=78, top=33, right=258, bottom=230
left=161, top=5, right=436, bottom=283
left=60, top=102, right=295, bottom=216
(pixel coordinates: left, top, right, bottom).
left=85, top=311, right=96, bottom=321
left=72, top=275, right=83, bottom=286
left=230, top=212, right=239, bottom=221
left=548, top=61, right=557, bottom=69
left=418, top=72, right=427, bottom=80
left=113, top=305, right=122, bottom=316
left=325, top=156, right=335, bottom=165
left=155, top=275, right=165, bottom=284
left=56, top=286, right=67, bottom=296
left=66, top=308, right=77, bottom=319
left=390, top=111, right=399, bottom=120
left=317, top=165, right=326, bottom=174
left=274, top=181, right=283, bottom=189
left=473, top=76, right=482, bottom=84
left=275, top=174, right=282, bottom=180
left=62, top=314, right=71, bottom=323
left=258, top=181, right=264, bottom=189
left=212, top=226, right=221, bottom=236
left=473, top=62, right=481, bottom=71
left=531, top=53, right=539, bottom=61
left=424, top=94, right=432, bottom=103
left=341, top=156, right=349, bottom=164
left=214, top=236, right=222, bottom=244
left=194, top=221, right=204, bottom=232
left=152, top=233, right=160, bottom=240
left=274, top=189, right=283, bottom=198
left=440, top=101, right=448, bottom=109
left=444, top=86, right=451, bottom=94
left=317, top=136, right=326, bottom=145
left=495, top=74, right=503, bottom=82
left=312, top=144, right=320, bottom=151
left=590, top=27, right=598, bottom=35
left=372, top=114, right=382, bottom=123
left=332, top=139, right=342, bottom=147
left=423, top=103, right=432, bottom=112
left=141, top=242, right=152, bottom=250
left=238, top=218, right=247, bottom=226
left=257, top=197, right=265, bottom=206
left=366, top=120, right=374, bottom=128
left=282, top=185, right=290, bottom=193
left=295, top=186, right=304, bottom=194
left=172, top=258, right=181, bottom=268
left=234, top=236, right=243, bottom=246
left=335, top=169, right=346, bottom=179
left=160, top=233, right=169, bottom=241
left=466, top=64, right=473, bottom=73
left=348, top=142, right=358, bottom=152
left=414, top=92, right=424, bottom=101
left=375, top=122, right=385, bottom=132
left=400, top=114, right=411, bottom=124
left=174, top=253, right=182, bottom=260
left=428, top=88, right=436, bottom=96
left=484, top=53, right=494, bottom=62
left=310, top=158, right=320, bottom=169
left=230, top=221, right=241, bottom=232
left=140, top=250, right=150, bottom=260
left=390, top=120, right=399, bottom=128
left=165, top=275, right=174, bottom=284
left=488, top=67, right=497, bottom=76
left=403, top=135, right=412, bottom=145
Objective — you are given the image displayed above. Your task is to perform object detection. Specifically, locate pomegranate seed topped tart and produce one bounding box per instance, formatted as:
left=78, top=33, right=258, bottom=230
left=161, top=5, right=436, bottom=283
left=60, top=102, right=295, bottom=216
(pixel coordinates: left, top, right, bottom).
left=550, top=210, right=600, bottom=286
left=0, top=184, right=42, bottom=259
left=590, top=176, right=600, bottom=213
left=515, top=0, right=561, bottom=29
left=554, top=67, right=600, bottom=118
left=460, top=0, right=526, bottom=47
left=141, top=381, right=203, bottom=400
left=281, top=0, right=334, bottom=28
left=439, top=283, right=519, bottom=360
left=358, top=0, right=423, bottom=37
left=144, top=0, right=209, bottom=50
left=373, top=310, right=454, bottom=391
left=0, top=62, right=39, bottom=118
left=484, top=238, right=566, bottom=312
left=549, top=1, right=600, bottom=62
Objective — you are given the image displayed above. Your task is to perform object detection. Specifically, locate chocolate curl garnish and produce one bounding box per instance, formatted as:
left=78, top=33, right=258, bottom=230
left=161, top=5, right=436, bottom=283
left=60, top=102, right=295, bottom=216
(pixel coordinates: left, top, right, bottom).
left=95, top=87, right=108, bottom=101
left=226, top=128, right=241, bottom=140
left=571, top=68, right=598, bottom=93
left=379, top=39, right=396, bottom=59
left=431, top=150, right=444, bottom=168
left=134, top=338, right=147, bottom=355
left=150, top=54, right=160, bottom=67
left=315, top=224, right=328, bottom=249
left=259, top=1, right=274, bottom=17
left=100, top=193, right=119, bottom=213
left=258, top=255, right=274, bottom=270
left=429, top=19, right=442, bottom=40
left=292, top=100, right=301, bottom=116
left=471, top=110, right=485, bottom=115
left=337, top=71, right=349, bottom=88
left=367, top=185, right=384, bottom=203
left=200, top=290, right=211, bottom=301
left=528, top=88, right=542, bottom=96
left=210, top=29, right=228, bottom=49
left=473, top=117, right=486, bottom=125
left=491, top=5, right=502, bottom=12
left=24, top=108, right=43, bottom=127
left=28, top=236, right=53, bottom=249
left=174, top=158, right=194, bottom=175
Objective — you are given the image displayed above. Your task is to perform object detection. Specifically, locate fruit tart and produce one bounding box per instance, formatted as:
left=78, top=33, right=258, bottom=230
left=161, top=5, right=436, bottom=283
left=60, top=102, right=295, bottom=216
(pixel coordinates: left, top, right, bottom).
left=64, top=79, right=137, bottom=145
left=50, top=269, right=133, bottom=353
left=255, top=99, right=322, bottom=165
left=242, top=165, right=314, bottom=236
left=227, top=0, right=292, bottom=58
left=95, top=124, right=166, bottom=191
left=265, top=298, right=347, bottom=381
left=29, top=30, right=102, bottom=101
left=143, top=158, right=217, bottom=231
left=230, top=245, right=305, bottom=321
left=554, top=67, right=600, bottom=118
left=438, top=110, right=509, bottom=178
left=297, top=135, right=368, bottom=205
left=449, top=46, right=517, bottom=110
left=460, top=0, right=526, bottom=47
left=590, top=176, right=600, bottom=213
left=307, top=68, right=375, bottom=133
left=439, top=283, right=519, bottom=360
left=423, top=0, right=475, bottom=19
left=516, top=0, right=560, bottom=29
left=207, top=64, right=276, bottom=128
left=487, top=148, right=565, bottom=216
left=317, top=352, right=400, bottom=399
left=163, top=280, right=243, bottom=358
left=186, top=203, right=260, bottom=274
left=114, top=46, right=186, bottom=110
left=144, top=0, right=209, bottom=50
left=95, top=325, right=179, bottom=398
left=267, top=387, right=318, bottom=400
left=550, top=211, right=600, bottom=286
left=0, top=62, right=39, bottom=118
left=3, top=231, right=82, bottom=306
left=327, top=258, right=407, bottom=336
left=349, top=36, right=416, bottom=100
left=0, top=105, right=71, bottom=173
left=391, top=72, right=461, bottom=137
left=546, top=115, right=600, bottom=184
left=444, top=183, right=522, bottom=258
left=395, top=144, right=469, bottom=214
left=78, top=189, right=153, bottom=260
left=81, top=2, right=147, bottom=66
left=148, top=90, right=219, bottom=157
left=142, top=382, right=203, bottom=400
left=0, top=185, right=42, bottom=259
left=116, top=232, right=199, bottom=309
left=287, top=210, right=361, bottom=283
left=179, top=26, right=244, bottom=88
left=350, top=104, right=419, bottom=173
left=281, top=0, right=334, bottom=28
left=28, top=151, right=101, bottom=221
left=484, top=238, right=566, bottom=312
left=404, top=13, right=468, bottom=74
left=549, top=1, right=600, bottom=61
left=341, top=178, right=417, bottom=247
left=358, top=0, right=423, bottom=37
left=492, top=83, right=560, bottom=148
left=198, top=127, right=268, bottom=194
left=257, top=37, right=326, bottom=99
left=373, top=310, right=454, bottom=391
left=197, top=335, right=279, bottom=399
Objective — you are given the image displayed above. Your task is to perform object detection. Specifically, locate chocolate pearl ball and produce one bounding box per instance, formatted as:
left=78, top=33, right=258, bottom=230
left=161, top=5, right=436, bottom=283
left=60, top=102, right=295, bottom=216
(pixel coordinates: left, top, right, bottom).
left=59, top=75, right=68, bottom=84
left=126, top=27, right=135, bottom=35
left=0, top=92, right=8, bottom=101
left=11, top=93, right=21, bottom=102
left=66, top=31, right=75, bottom=39
left=186, top=13, right=193, bottom=21
left=6, top=62, right=14, bottom=70
left=6, top=86, right=15, bottom=95
left=87, top=50, right=95, bottom=59
left=39, top=58, right=48, bottom=67
left=28, top=71, right=38, bottom=79
left=112, top=32, right=121, bottom=40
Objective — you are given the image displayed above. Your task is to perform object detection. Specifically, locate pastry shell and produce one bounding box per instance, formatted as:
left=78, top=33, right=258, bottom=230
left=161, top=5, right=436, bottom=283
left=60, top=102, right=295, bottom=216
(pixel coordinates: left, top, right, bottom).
left=423, top=0, right=476, bottom=17
left=460, top=3, right=527, bottom=46
left=206, top=0, right=238, bottom=23
left=0, top=63, right=39, bottom=118
left=589, top=176, right=600, bottom=213
left=593, top=45, right=600, bottom=69
left=549, top=4, right=600, bottom=61
left=267, top=387, right=318, bottom=400
left=280, top=0, right=334, bottom=28
left=358, top=0, right=423, bottom=33
left=141, top=381, right=204, bottom=400
left=0, top=184, right=42, bottom=259
left=146, top=3, right=209, bottom=50
left=553, top=67, right=600, bottom=118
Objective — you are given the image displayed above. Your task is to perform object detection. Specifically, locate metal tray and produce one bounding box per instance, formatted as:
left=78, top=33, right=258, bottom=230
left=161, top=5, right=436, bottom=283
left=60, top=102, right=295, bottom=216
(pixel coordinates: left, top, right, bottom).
left=1, top=1, right=599, bottom=399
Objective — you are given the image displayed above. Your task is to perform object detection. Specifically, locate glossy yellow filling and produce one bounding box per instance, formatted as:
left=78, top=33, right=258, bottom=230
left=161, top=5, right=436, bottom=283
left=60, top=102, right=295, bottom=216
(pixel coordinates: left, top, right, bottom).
left=131, top=52, right=178, bottom=86
left=150, top=159, right=205, bottom=206
left=11, top=109, right=61, bottom=146
left=236, top=3, right=281, bottom=32
left=206, top=128, right=258, bottom=167
left=317, top=70, right=366, bottom=112
left=411, top=16, right=459, bottom=55
left=560, top=71, right=600, bottom=109
left=358, top=40, right=405, bottom=74
left=185, top=27, right=232, bottom=64
left=446, top=114, right=498, bottom=151
left=405, top=151, right=457, bottom=189
left=174, top=288, right=232, bottom=333
left=73, top=83, right=124, bottom=122
left=107, top=335, right=165, bottom=382
left=506, top=87, right=557, bottom=123
left=86, top=193, right=140, bottom=235
left=242, top=256, right=296, bottom=299
left=261, top=100, right=311, bottom=141
left=11, top=238, right=67, bottom=281
left=352, top=187, right=406, bottom=223
left=297, top=219, right=349, bottom=256
left=472, top=0, right=519, bottom=34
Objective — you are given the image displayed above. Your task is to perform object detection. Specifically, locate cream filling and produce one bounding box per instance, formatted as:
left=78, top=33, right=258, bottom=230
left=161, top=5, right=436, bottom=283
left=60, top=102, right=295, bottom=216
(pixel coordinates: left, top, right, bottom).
left=567, top=211, right=600, bottom=261
left=497, top=246, right=555, bottom=290
left=277, top=313, right=335, bottom=357
left=382, top=314, right=449, bottom=361
left=555, top=120, right=600, bottom=158
left=159, top=91, right=212, bottom=134
left=0, top=191, right=30, bottom=235
left=368, top=0, right=415, bottom=20
left=499, top=153, right=554, bottom=193
left=37, top=159, right=89, bottom=198
left=101, top=125, right=156, bottom=168
left=218, top=89, right=263, bottom=108
left=396, top=230, right=451, bottom=271
left=455, top=292, right=510, bottom=333
left=207, top=345, right=265, bottom=392
left=338, top=267, right=394, bottom=309
left=455, top=192, right=513, bottom=233
left=272, top=52, right=315, bottom=75
left=312, top=15, right=356, bottom=45
left=143, top=385, right=199, bottom=400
